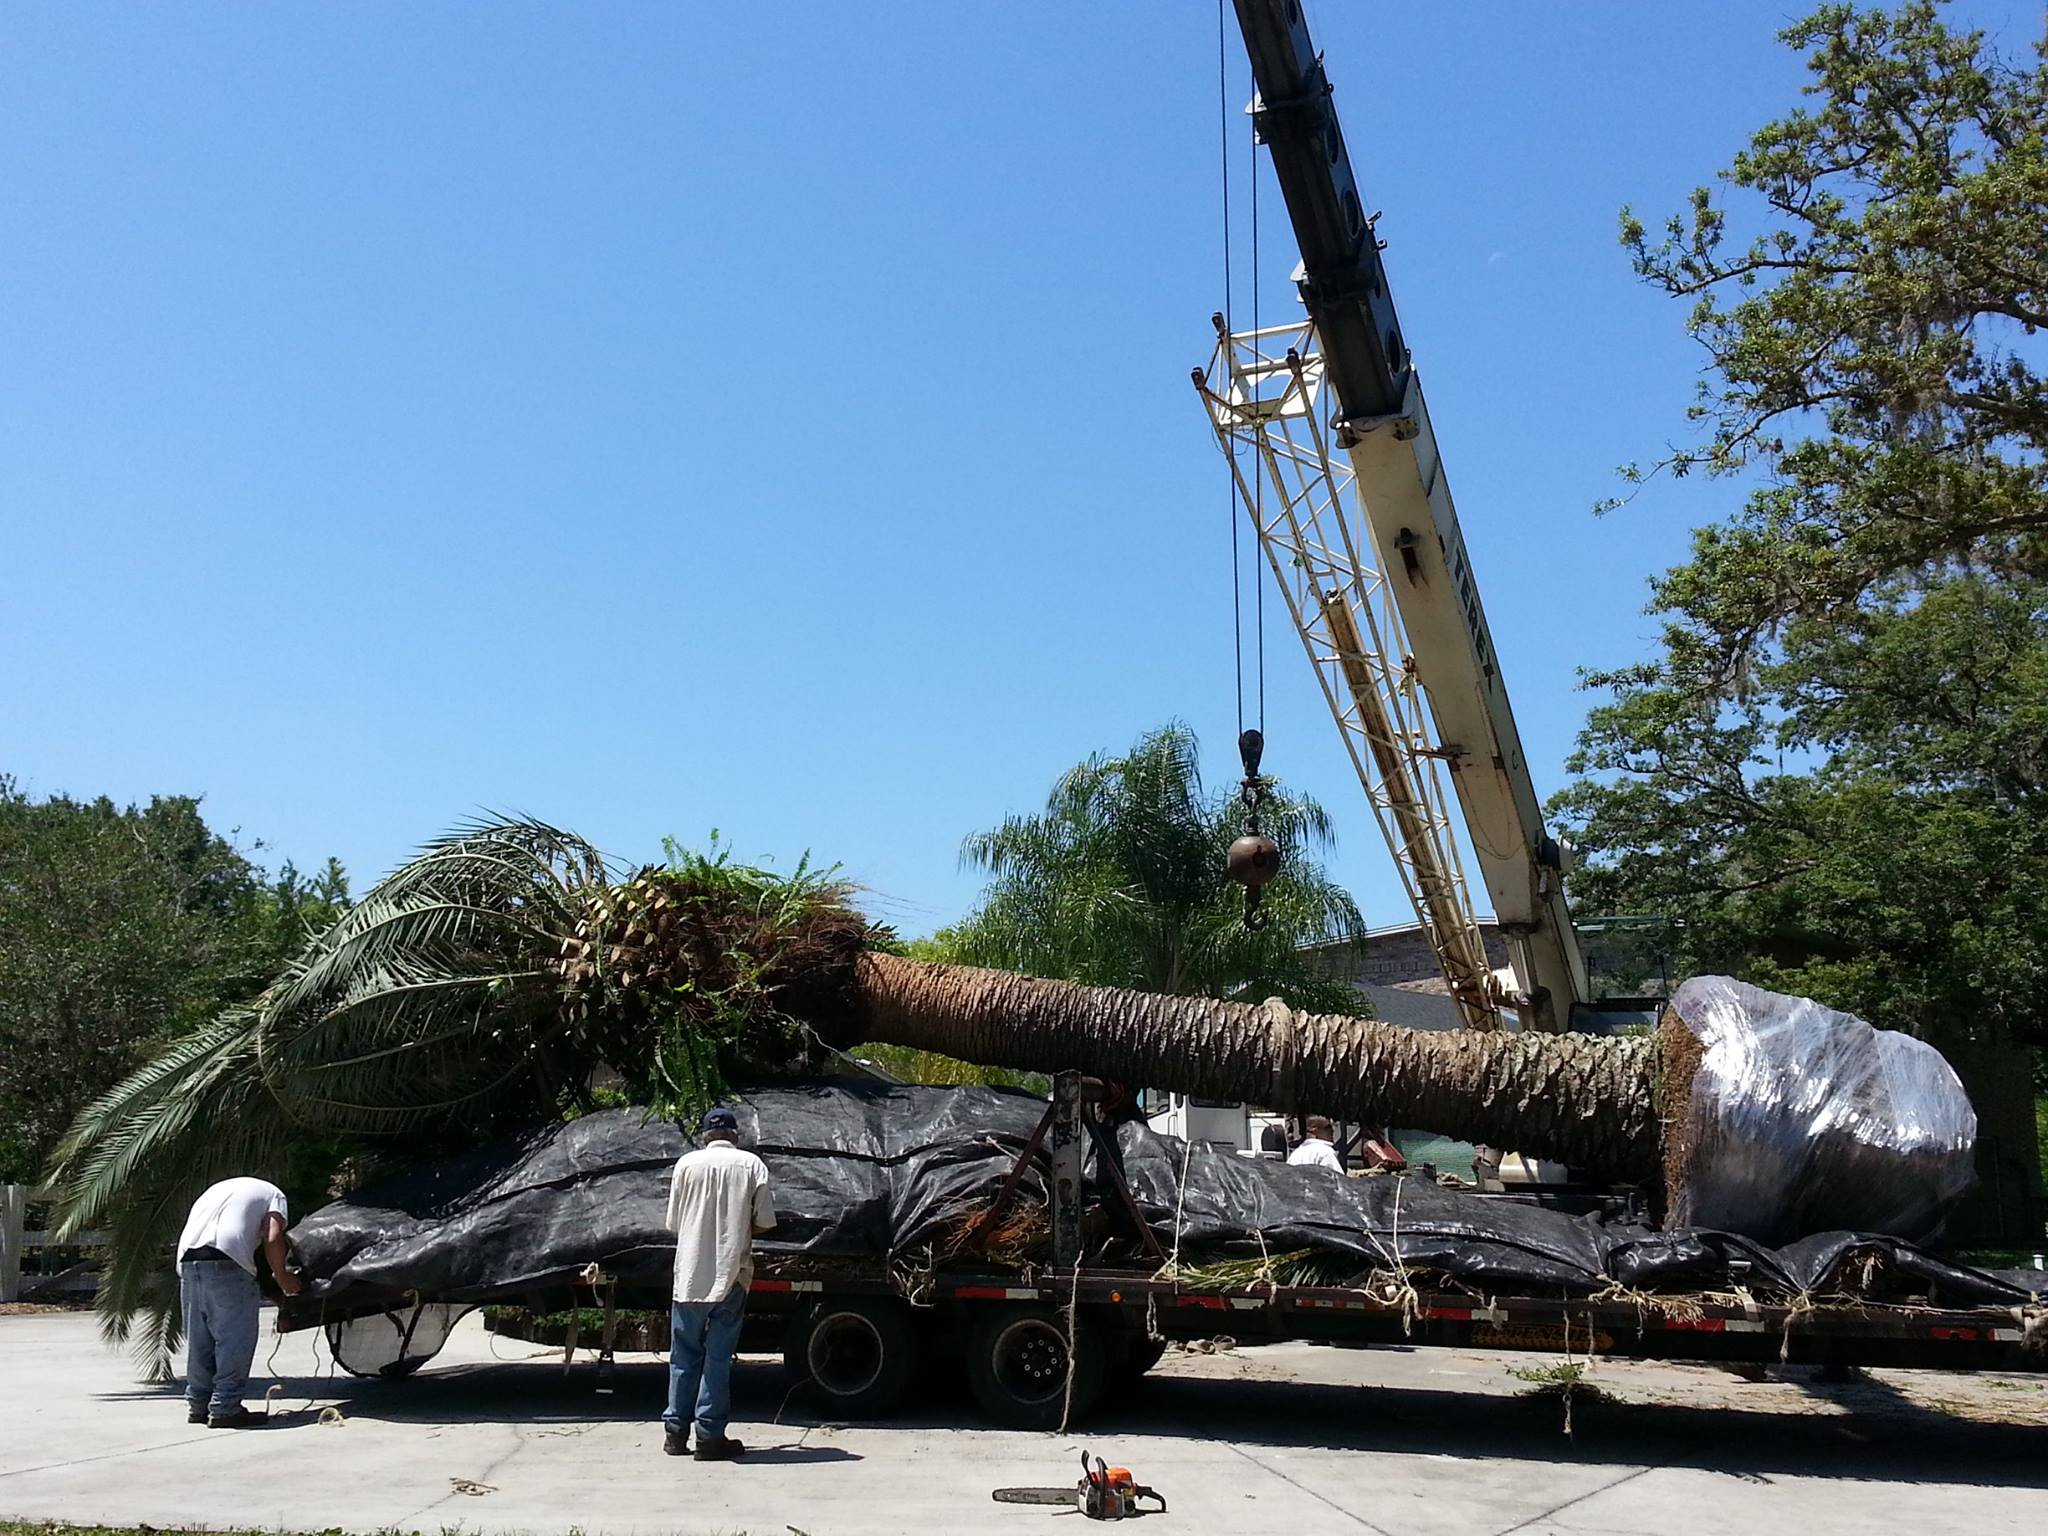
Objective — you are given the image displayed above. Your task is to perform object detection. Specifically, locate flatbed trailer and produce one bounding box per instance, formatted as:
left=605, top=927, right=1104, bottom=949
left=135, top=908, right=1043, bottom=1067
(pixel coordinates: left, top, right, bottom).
left=292, top=1072, right=2044, bottom=1428
left=330, top=1254, right=2042, bottom=1431
left=734, top=1263, right=2041, bottom=1428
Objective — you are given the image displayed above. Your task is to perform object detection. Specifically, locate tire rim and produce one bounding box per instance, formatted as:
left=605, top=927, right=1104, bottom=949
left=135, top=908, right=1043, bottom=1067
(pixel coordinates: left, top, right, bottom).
left=990, top=1317, right=1069, bottom=1406
left=808, top=1310, right=886, bottom=1398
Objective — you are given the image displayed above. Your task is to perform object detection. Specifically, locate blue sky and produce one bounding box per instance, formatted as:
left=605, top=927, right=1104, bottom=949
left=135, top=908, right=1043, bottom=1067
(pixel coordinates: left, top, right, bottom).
left=4, top=1, right=2036, bottom=936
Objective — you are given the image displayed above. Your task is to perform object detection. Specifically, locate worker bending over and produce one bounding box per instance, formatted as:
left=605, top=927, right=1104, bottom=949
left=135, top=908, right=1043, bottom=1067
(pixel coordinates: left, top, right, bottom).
left=663, top=1105, right=776, bottom=1462
left=176, top=1176, right=301, bottom=1428
left=1286, top=1115, right=1345, bottom=1174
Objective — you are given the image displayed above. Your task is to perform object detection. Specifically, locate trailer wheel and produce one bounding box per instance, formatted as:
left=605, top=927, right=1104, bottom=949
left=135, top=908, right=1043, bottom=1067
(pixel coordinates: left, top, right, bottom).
left=1112, top=1333, right=1168, bottom=1384
left=965, top=1304, right=1104, bottom=1430
left=784, top=1298, right=914, bottom=1418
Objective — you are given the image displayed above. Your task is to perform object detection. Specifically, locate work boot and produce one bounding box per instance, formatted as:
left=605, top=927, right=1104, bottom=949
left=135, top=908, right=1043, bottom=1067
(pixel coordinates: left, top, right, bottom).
left=207, top=1408, right=265, bottom=1429
left=692, top=1434, right=744, bottom=1461
left=187, top=1405, right=207, bottom=1424
left=663, top=1428, right=689, bottom=1457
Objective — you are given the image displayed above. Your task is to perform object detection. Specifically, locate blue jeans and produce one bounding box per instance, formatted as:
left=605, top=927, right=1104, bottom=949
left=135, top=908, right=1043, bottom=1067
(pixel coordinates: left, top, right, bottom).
left=664, top=1286, right=748, bottom=1440
left=180, top=1260, right=261, bottom=1418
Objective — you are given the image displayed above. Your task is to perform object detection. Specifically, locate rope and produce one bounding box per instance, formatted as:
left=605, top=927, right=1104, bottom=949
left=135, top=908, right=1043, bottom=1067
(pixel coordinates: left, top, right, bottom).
left=1163, top=1127, right=1199, bottom=1280
left=1056, top=1259, right=1083, bottom=1436
left=1356, top=1173, right=1419, bottom=1334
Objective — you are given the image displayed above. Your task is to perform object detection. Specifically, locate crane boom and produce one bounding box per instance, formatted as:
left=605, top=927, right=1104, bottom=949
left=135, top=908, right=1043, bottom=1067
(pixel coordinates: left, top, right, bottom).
left=1218, top=0, right=1591, bottom=1029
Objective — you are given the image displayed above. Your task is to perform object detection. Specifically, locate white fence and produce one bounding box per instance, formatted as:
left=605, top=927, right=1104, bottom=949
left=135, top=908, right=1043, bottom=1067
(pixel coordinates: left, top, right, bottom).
left=0, top=1185, right=106, bottom=1303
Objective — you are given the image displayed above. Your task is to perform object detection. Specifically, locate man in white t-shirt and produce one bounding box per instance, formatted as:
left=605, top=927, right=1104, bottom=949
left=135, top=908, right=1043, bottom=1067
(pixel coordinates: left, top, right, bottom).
left=662, top=1106, right=775, bottom=1461
left=1286, top=1116, right=1346, bottom=1175
left=175, top=1175, right=301, bottom=1427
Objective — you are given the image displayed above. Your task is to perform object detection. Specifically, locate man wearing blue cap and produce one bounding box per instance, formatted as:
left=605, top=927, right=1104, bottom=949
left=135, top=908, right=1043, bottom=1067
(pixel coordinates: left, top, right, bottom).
left=662, top=1105, right=775, bottom=1461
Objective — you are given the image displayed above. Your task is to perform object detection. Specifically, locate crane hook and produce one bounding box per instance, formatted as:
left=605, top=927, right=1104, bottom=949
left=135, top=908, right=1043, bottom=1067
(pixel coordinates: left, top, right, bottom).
left=1226, top=728, right=1282, bottom=931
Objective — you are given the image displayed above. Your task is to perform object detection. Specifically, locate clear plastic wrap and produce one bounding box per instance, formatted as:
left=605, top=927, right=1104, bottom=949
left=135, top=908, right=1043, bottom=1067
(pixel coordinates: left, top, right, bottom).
left=1667, top=976, right=1978, bottom=1244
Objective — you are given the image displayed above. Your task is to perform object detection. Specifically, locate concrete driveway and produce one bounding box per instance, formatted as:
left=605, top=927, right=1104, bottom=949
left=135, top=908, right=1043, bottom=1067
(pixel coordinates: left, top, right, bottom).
left=3, top=1308, right=2046, bottom=1535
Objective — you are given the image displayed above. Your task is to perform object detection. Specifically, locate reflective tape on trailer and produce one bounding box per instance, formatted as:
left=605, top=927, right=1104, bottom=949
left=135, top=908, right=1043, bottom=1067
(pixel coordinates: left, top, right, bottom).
left=1422, top=1304, right=1506, bottom=1324
left=750, top=1279, right=825, bottom=1294
left=952, top=1285, right=1040, bottom=1301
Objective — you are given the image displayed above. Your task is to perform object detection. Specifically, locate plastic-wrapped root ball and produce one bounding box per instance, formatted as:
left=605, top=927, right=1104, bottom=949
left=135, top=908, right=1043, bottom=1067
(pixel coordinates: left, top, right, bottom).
left=1663, top=976, right=1978, bottom=1245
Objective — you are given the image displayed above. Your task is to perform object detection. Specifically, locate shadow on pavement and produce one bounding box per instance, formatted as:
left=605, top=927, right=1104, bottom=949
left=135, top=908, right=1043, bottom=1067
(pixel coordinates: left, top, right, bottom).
left=95, top=1353, right=2048, bottom=1488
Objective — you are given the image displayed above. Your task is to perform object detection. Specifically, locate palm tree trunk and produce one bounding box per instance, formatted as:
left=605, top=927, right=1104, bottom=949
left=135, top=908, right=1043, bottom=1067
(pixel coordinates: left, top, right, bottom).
left=857, top=953, right=1670, bottom=1180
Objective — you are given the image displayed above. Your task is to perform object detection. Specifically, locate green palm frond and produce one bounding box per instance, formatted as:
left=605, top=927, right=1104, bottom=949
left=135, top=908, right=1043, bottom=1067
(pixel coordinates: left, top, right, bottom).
left=42, top=1006, right=292, bottom=1378
left=45, top=1008, right=265, bottom=1237
left=252, top=817, right=608, bottom=1134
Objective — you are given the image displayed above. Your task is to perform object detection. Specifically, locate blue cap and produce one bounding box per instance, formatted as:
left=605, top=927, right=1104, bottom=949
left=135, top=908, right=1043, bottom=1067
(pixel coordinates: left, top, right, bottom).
left=699, top=1106, right=739, bottom=1136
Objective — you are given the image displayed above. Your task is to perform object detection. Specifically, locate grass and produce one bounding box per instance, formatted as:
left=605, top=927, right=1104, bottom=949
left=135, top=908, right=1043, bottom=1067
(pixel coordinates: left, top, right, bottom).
left=1506, top=1359, right=1615, bottom=1436
left=1506, top=1361, right=1593, bottom=1389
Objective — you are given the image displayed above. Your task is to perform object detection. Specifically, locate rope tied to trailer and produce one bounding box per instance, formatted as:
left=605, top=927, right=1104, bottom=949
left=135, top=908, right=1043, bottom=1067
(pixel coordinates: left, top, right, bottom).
left=2013, top=1303, right=2048, bottom=1353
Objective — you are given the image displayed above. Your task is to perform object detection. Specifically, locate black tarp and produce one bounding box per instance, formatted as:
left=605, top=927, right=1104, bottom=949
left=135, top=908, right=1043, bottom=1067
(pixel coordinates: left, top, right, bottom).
left=288, top=1084, right=2040, bottom=1315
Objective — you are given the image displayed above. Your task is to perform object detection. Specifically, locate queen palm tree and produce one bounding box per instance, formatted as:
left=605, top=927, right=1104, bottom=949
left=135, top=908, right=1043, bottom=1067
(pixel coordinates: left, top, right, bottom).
left=942, top=723, right=1366, bottom=1011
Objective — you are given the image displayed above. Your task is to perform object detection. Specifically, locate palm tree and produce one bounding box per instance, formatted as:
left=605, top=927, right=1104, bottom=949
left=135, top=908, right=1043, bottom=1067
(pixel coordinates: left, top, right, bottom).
left=48, top=812, right=1699, bottom=1366
left=854, top=952, right=1664, bottom=1178
left=942, top=723, right=1366, bottom=1011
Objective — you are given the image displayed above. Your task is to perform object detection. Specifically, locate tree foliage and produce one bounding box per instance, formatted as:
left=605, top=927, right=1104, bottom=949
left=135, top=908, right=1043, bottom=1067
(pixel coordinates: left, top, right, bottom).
left=1557, top=3, right=2048, bottom=1046
left=1608, top=0, right=2046, bottom=691
left=0, top=777, right=348, bottom=1183
left=939, top=723, right=1367, bottom=1013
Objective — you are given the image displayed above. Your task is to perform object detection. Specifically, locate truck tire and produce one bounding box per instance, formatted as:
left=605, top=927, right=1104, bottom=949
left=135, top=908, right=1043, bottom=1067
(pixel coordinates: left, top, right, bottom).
left=1112, top=1333, right=1168, bottom=1384
left=965, top=1304, right=1105, bottom=1430
left=784, top=1298, right=915, bottom=1418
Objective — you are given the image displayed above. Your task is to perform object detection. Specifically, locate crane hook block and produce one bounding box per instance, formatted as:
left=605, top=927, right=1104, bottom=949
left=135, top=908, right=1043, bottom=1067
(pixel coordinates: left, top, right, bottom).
left=1227, top=833, right=1282, bottom=892
left=1229, top=727, right=1282, bottom=914
left=1238, top=728, right=1266, bottom=779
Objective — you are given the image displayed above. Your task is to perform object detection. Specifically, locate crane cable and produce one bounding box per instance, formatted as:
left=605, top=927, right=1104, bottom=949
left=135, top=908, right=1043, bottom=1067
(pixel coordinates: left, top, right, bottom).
left=1218, top=0, right=1266, bottom=740
left=1250, top=47, right=1265, bottom=737
left=1220, top=0, right=1280, bottom=930
left=1219, top=0, right=1244, bottom=739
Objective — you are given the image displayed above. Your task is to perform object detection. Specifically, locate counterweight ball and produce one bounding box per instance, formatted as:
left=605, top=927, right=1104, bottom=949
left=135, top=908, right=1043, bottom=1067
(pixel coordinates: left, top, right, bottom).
left=1226, top=833, right=1282, bottom=891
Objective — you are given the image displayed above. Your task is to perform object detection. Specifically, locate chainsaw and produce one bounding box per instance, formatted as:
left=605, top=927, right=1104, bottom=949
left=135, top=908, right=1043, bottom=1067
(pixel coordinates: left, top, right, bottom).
left=993, top=1452, right=1166, bottom=1520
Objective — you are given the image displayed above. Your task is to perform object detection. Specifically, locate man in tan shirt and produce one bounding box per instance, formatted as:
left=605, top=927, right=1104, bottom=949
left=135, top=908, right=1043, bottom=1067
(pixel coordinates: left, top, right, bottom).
left=662, top=1106, right=775, bottom=1461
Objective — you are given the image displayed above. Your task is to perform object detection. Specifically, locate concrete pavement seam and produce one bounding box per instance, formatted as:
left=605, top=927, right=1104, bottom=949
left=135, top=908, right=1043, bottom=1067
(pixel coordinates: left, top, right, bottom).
left=1484, top=1465, right=1653, bottom=1536
left=0, top=1431, right=232, bottom=1482
left=1220, top=1443, right=1396, bottom=1535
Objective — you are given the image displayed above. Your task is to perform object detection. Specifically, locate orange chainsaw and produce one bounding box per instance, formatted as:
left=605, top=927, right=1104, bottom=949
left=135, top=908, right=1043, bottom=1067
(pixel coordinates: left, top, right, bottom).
left=993, top=1453, right=1166, bottom=1520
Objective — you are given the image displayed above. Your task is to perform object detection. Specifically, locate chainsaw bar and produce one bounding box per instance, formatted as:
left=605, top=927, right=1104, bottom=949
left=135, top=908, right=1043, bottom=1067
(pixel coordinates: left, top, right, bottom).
left=992, top=1487, right=1081, bottom=1506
